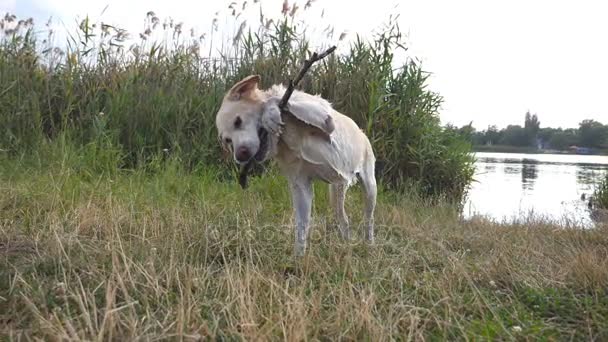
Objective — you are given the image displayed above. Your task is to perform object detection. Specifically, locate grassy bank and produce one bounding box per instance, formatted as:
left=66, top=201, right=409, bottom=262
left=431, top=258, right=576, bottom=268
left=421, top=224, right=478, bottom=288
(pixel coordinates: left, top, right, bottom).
left=2, top=149, right=608, bottom=340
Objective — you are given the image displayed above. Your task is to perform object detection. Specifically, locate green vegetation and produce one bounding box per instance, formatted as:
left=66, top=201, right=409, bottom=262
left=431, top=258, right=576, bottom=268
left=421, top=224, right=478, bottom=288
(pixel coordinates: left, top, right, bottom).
left=1, top=4, right=607, bottom=340
left=0, top=9, right=473, bottom=200
left=450, top=112, right=608, bottom=153
left=2, top=148, right=608, bottom=340
left=593, top=173, right=608, bottom=210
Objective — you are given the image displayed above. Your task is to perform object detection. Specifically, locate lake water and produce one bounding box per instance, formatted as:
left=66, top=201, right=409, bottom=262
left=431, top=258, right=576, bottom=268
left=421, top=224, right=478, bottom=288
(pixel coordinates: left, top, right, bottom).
left=463, top=152, right=608, bottom=226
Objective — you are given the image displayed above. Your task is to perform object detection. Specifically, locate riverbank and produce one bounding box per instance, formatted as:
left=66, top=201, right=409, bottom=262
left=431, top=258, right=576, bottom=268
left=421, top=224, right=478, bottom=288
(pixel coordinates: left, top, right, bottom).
left=2, top=154, right=608, bottom=340
left=473, top=144, right=608, bottom=155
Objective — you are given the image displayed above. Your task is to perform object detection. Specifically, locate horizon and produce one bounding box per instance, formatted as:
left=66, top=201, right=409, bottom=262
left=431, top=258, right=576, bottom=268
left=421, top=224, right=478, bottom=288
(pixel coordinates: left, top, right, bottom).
left=3, top=0, right=607, bottom=130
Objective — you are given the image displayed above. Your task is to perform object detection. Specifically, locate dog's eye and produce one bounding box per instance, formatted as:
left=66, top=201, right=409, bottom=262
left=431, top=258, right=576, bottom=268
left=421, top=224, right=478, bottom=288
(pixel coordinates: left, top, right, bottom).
left=234, top=116, right=242, bottom=129
left=224, top=137, right=232, bottom=145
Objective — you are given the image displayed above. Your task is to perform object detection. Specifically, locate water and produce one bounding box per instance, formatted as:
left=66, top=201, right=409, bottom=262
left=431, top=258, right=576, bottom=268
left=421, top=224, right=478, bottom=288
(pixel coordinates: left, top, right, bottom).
left=464, top=152, right=608, bottom=226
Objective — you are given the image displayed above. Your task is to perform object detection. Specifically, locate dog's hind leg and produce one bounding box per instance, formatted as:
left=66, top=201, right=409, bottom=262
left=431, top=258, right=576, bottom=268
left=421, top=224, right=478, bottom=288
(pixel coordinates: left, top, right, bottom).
left=328, top=183, right=336, bottom=214
left=331, top=183, right=351, bottom=240
left=289, top=177, right=313, bottom=256
left=327, top=183, right=336, bottom=231
left=359, top=162, right=377, bottom=243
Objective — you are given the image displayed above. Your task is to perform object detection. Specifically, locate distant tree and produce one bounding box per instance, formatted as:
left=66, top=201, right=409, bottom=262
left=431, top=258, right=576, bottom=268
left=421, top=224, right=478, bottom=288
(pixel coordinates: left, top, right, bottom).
left=445, top=122, right=478, bottom=144
left=458, top=122, right=475, bottom=141
left=464, top=116, right=607, bottom=151
left=500, top=125, right=528, bottom=146
left=524, top=111, right=540, bottom=146
left=485, top=125, right=501, bottom=145
left=549, top=128, right=579, bottom=150
left=578, top=119, right=608, bottom=148
left=538, top=127, right=555, bottom=143
left=470, top=130, right=486, bottom=145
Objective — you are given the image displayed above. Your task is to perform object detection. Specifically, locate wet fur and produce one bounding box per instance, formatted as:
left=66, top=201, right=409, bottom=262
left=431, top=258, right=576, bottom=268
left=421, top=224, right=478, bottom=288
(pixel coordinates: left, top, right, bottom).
left=216, top=75, right=377, bottom=256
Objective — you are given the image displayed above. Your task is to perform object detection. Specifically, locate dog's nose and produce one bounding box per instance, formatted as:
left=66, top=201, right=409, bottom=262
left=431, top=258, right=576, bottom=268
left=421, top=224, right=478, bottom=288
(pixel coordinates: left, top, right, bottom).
left=235, top=146, right=251, bottom=162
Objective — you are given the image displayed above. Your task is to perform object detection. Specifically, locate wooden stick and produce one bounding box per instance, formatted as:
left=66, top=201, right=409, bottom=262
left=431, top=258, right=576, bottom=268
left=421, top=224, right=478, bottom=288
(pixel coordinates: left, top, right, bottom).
left=239, top=46, right=337, bottom=189
left=238, top=159, right=254, bottom=189
left=278, top=46, right=337, bottom=110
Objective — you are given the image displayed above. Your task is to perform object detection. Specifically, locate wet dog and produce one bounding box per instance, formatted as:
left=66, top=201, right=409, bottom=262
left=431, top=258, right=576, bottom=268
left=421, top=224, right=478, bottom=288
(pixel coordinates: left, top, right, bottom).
left=216, top=75, right=377, bottom=256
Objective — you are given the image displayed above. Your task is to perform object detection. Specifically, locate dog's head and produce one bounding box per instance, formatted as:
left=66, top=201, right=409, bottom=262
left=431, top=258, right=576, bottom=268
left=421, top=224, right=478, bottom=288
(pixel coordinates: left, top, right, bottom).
left=216, top=75, right=270, bottom=165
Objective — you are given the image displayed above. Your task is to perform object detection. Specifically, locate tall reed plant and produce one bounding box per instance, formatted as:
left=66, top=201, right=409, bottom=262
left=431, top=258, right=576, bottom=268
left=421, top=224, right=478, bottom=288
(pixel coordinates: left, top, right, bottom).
left=0, top=4, right=473, bottom=201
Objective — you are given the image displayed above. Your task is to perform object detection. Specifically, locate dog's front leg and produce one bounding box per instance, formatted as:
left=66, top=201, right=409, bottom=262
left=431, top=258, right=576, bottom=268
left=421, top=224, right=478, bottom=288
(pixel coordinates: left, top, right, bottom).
left=288, top=177, right=313, bottom=257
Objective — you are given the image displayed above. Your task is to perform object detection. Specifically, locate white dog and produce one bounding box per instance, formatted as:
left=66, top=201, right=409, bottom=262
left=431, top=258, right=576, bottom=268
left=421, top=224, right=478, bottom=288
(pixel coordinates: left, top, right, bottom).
left=216, top=75, right=377, bottom=256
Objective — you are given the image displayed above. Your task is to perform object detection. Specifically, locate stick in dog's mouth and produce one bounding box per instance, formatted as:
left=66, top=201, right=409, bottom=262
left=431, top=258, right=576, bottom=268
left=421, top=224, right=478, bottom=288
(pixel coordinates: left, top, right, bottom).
left=254, top=127, right=270, bottom=162
left=238, top=127, right=269, bottom=189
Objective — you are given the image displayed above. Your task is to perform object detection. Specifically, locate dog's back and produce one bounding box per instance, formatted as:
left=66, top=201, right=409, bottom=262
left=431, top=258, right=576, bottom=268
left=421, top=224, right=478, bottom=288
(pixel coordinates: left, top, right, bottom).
left=264, top=86, right=375, bottom=186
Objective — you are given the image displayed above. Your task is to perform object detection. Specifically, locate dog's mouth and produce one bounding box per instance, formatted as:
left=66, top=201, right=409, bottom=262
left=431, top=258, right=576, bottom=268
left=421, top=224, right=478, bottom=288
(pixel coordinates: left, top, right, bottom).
left=238, top=127, right=269, bottom=189
left=253, top=127, right=269, bottom=162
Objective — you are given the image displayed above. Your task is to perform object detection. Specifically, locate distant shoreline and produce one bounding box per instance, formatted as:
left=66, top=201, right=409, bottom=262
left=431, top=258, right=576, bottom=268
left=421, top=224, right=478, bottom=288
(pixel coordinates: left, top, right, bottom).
left=472, top=145, right=608, bottom=156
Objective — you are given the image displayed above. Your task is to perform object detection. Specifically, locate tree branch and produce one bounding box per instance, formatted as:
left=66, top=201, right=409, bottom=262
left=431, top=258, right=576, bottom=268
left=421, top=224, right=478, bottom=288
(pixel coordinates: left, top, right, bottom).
left=278, top=46, right=337, bottom=111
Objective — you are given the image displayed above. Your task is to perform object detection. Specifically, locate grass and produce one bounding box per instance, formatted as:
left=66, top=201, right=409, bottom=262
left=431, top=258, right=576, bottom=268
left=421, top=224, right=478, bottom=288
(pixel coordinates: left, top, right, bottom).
left=593, top=173, right=608, bottom=211
left=2, top=147, right=608, bottom=340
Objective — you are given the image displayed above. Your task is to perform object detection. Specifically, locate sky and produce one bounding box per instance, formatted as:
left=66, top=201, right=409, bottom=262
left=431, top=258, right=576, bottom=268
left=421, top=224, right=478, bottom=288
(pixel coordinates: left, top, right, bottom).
left=2, top=0, right=608, bottom=130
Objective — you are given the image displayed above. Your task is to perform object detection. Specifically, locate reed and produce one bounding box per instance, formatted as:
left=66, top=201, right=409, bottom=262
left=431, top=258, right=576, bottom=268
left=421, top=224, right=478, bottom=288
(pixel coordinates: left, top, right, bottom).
left=0, top=3, right=473, bottom=201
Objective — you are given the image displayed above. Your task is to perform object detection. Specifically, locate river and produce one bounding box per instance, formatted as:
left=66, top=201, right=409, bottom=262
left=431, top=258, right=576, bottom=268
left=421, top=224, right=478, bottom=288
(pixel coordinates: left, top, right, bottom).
left=463, top=152, right=608, bottom=226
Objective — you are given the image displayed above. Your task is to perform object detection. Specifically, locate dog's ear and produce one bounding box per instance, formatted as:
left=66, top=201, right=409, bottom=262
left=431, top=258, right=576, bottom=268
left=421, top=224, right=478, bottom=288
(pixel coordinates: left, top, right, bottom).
left=228, top=75, right=261, bottom=101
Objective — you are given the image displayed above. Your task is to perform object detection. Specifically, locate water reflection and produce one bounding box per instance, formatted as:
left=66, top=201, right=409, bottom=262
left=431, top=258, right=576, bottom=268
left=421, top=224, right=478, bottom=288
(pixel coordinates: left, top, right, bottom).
left=465, top=152, right=608, bottom=226
left=504, top=165, right=520, bottom=174
left=577, top=167, right=604, bottom=186
left=521, top=162, right=537, bottom=191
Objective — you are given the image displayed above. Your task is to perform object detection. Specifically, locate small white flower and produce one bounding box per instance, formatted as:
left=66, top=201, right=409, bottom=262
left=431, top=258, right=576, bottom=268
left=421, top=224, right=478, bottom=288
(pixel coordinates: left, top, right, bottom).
left=512, top=326, right=522, bottom=333
left=99, top=111, right=105, bottom=116
left=489, top=280, right=496, bottom=287
left=162, top=148, right=169, bottom=152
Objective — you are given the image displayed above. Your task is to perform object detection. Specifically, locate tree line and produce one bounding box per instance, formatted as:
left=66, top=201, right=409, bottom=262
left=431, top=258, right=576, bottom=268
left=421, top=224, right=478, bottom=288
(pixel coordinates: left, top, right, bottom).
left=448, top=112, right=608, bottom=150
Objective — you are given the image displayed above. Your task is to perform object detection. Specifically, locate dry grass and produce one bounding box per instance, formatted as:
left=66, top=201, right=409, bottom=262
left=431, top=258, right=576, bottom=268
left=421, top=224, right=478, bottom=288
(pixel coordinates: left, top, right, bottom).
left=1, top=155, right=608, bottom=340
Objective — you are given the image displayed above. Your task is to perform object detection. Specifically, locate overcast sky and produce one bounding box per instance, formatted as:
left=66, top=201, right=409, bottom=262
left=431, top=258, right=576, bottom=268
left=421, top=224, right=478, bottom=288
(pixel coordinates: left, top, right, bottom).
left=3, top=0, right=607, bottom=130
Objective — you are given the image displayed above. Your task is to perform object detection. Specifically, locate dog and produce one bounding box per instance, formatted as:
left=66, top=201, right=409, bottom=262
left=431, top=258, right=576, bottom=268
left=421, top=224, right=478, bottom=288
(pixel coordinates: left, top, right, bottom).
left=215, top=75, right=377, bottom=256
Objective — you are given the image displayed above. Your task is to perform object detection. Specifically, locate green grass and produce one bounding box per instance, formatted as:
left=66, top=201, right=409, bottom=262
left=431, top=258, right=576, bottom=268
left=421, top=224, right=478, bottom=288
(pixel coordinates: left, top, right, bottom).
left=2, top=148, right=608, bottom=340
left=593, top=173, right=608, bottom=210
